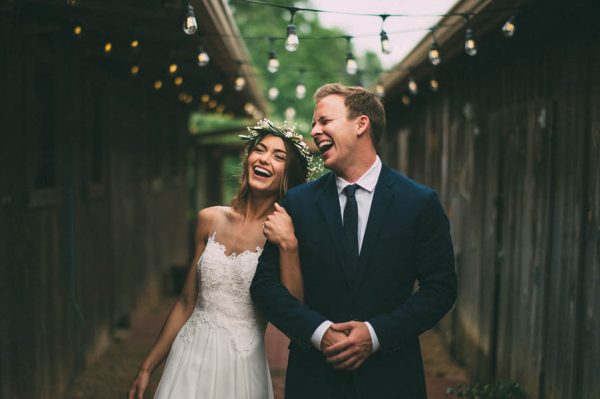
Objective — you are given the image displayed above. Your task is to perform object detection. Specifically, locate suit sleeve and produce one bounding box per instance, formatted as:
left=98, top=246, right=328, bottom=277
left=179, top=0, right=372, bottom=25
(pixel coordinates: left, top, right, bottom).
left=368, top=191, right=457, bottom=352
left=250, top=197, right=327, bottom=347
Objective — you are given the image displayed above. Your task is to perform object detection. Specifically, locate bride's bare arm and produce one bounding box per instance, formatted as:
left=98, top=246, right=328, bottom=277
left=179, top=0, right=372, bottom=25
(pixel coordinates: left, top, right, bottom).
left=128, top=207, right=215, bottom=399
left=263, top=203, right=304, bottom=303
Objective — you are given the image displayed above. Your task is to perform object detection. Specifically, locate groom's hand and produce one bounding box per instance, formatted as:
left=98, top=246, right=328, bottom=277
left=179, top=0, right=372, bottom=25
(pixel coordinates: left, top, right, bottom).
left=324, top=321, right=373, bottom=371
left=320, top=326, right=348, bottom=352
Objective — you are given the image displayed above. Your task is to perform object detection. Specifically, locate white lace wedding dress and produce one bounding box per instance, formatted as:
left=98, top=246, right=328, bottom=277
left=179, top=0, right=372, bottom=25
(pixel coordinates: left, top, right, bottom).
left=153, top=212, right=274, bottom=399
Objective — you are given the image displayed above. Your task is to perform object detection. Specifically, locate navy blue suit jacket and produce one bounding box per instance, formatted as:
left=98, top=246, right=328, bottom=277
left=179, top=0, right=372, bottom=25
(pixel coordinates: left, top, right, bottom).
left=251, top=164, right=457, bottom=399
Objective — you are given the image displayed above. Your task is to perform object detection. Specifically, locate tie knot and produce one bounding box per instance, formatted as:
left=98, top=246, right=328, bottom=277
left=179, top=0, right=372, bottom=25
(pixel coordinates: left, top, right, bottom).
left=344, top=184, right=358, bottom=199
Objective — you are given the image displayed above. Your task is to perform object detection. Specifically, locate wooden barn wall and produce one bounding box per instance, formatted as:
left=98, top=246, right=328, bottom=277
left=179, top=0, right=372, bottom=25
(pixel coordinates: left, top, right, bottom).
left=0, top=13, right=189, bottom=399
left=381, top=4, right=599, bottom=399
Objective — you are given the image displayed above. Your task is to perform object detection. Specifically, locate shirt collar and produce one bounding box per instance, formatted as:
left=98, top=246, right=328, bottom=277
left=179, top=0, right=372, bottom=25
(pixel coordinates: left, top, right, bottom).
left=336, top=156, right=382, bottom=195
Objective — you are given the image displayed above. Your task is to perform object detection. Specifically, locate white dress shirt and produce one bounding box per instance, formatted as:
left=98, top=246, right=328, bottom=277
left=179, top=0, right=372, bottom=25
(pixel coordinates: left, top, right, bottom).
left=310, top=156, right=382, bottom=352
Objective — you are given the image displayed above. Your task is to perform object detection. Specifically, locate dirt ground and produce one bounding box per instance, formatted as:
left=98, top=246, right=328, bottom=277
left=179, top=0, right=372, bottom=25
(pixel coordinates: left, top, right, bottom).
left=66, top=298, right=467, bottom=399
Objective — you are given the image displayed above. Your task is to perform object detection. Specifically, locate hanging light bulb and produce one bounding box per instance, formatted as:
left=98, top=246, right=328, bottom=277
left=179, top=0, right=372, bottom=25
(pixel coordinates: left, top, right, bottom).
left=345, top=52, right=358, bottom=75
left=430, top=74, right=439, bottom=92
left=153, top=80, right=163, bottom=90
left=268, top=86, right=279, bottom=100
left=197, top=46, right=210, bottom=67
left=296, top=82, right=306, bottom=99
left=174, top=76, right=183, bottom=86
left=234, top=75, right=246, bottom=91
left=464, top=28, right=477, bottom=56
left=130, top=65, right=140, bottom=76
left=401, top=95, right=411, bottom=106
left=380, top=30, right=392, bottom=54
left=201, top=94, right=210, bottom=103
left=130, top=38, right=140, bottom=50
left=168, top=62, right=178, bottom=75
left=213, top=83, right=223, bottom=94
left=183, top=2, right=198, bottom=35
left=285, top=107, right=296, bottom=121
left=502, top=16, right=516, bottom=38
left=429, top=39, right=441, bottom=66
left=67, top=0, right=80, bottom=6
left=103, top=40, right=112, bottom=55
left=267, top=50, right=279, bottom=73
left=408, top=76, right=418, bottom=95
left=375, top=82, right=385, bottom=97
left=73, top=25, right=83, bottom=38
left=285, top=24, right=299, bottom=52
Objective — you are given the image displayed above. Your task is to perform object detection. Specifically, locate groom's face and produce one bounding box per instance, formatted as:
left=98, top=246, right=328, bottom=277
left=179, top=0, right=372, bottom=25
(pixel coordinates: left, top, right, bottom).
left=311, top=95, right=360, bottom=175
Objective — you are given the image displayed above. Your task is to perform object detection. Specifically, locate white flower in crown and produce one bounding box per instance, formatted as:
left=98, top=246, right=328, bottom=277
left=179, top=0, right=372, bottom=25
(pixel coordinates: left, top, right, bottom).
left=239, top=119, right=319, bottom=179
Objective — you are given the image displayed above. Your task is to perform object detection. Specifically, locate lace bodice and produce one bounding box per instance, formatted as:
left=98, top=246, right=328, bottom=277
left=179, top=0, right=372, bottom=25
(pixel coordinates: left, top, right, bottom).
left=178, top=233, right=266, bottom=353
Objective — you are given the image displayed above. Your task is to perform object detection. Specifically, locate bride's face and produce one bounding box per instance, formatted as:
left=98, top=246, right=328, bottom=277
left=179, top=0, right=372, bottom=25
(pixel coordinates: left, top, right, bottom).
left=247, top=135, right=287, bottom=195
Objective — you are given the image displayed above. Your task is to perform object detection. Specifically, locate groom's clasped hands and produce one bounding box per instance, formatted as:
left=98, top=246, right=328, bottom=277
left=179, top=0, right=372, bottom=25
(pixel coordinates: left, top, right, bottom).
left=320, top=321, right=373, bottom=371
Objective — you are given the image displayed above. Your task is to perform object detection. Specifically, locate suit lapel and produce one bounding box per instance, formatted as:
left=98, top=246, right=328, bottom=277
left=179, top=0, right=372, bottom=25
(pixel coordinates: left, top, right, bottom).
left=316, top=174, right=354, bottom=288
left=354, top=165, right=395, bottom=292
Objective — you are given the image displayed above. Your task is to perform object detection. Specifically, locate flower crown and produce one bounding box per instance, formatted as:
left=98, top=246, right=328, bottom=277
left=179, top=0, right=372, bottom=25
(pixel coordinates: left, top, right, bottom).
left=239, top=119, right=322, bottom=179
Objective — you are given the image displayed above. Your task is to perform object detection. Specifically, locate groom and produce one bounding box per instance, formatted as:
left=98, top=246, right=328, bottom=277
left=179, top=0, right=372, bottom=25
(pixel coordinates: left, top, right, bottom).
left=251, top=83, right=457, bottom=399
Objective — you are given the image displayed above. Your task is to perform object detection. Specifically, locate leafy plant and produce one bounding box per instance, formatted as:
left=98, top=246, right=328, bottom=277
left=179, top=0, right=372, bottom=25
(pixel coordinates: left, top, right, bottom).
left=446, top=381, right=526, bottom=399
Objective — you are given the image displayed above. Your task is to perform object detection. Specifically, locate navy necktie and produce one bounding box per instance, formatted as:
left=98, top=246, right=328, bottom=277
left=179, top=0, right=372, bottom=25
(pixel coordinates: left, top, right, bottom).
left=343, top=184, right=359, bottom=278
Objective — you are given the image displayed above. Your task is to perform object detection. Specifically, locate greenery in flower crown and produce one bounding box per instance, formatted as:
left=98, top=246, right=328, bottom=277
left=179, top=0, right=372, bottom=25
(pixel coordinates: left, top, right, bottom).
left=239, top=119, right=324, bottom=180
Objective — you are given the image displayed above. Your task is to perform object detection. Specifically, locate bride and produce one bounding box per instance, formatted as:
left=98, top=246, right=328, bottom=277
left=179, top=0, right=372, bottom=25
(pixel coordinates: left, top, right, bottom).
left=128, top=120, right=311, bottom=399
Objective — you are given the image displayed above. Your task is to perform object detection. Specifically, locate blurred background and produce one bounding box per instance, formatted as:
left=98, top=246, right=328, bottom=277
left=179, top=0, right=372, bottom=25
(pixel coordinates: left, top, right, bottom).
left=1, top=0, right=599, bottom=398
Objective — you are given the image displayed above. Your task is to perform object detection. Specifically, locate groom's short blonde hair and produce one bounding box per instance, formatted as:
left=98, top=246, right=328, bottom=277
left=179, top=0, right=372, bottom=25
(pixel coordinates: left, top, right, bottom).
left=313, top=83, right=385, bottom=146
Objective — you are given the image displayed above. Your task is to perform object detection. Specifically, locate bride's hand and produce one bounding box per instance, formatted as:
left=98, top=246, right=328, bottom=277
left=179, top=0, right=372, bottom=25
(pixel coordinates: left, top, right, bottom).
left=128, top=368, right=150, bottom=399
left=264, top=203, right=297, bottom=251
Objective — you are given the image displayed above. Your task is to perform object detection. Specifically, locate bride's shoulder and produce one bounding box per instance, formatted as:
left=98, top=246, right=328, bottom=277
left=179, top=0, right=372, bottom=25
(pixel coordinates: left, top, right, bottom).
left=197, top=206, right=239, bottom=226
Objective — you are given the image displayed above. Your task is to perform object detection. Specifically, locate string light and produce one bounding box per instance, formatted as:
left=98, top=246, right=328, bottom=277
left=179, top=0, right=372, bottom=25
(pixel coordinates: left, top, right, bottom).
left=344, top=37, right=358, bottom=75
left=401, top=95, right=411, bottom=105
left=153, top=80, right=163, bottom=90
left=197, top=46, right=210, bottom=66
left=213, top=83, right=223, bottom=94
left=464, top=28, right=477, bottom=56
left=296, top=82, right=306, bottom=99
left=73, top=25, right=83, bottom=38
left=216, top=104, right=225, bottom=113
left=168, top=62, right=178, bottom=75
left=285, top=107, right=296, bottom=121
left=408, top=76, right=418, bottom=95
left=201, top=94, right=210, bottom=103
left=234, top=75, right=246, bottom=91
left=208, top=99, right=217, bottom=108
left=130, top=65, right=140, bottom=76
left=285, top=8, right=300, bottom=52
left=67, top=0, right=80, bottom=6
left=268, top=86, right=279, bottom=100
left=174, top=76, right=183, bottom=86
left=103, top=40, right=112, bottom=55
left=267, top=51, right=279, bottom=73
left=346, top=52, right=358, bottom=75
left=296, top=69, right=306, bottom=99
left=375, top=81, right=385, bottom=97
left=379, top=30, right=392, bottom=55
left=428, top=37, right=441, bottom=66
left=429, top=72, right=439, bottom=92
left=183, top=2, right=198, bottom=35
left=379, top=15, right=392, bottom=55
left=130, top=38, right=140, bottom=50
left=502, top=16, right=516, bottom=37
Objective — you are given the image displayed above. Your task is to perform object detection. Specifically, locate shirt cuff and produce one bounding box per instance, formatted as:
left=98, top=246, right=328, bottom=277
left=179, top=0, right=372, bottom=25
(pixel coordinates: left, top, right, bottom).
left=310, top=320, right=333, bottom=350
left=365, top=321, right=380, bottom=353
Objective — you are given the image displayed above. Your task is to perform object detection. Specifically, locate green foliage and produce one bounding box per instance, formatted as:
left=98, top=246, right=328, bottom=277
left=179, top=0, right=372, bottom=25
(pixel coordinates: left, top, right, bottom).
left=446, top=382, right=527, bottom=399
left=230, top=0, right=382, bottom=132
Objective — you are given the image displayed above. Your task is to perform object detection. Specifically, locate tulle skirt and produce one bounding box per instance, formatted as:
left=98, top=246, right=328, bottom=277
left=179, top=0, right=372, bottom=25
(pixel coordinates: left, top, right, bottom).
left=153, top=318, right=273, bottom=399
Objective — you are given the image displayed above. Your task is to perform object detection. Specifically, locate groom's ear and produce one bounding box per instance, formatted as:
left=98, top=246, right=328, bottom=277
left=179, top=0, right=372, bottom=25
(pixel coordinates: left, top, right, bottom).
left=356, top=115, right=370, bottom=137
